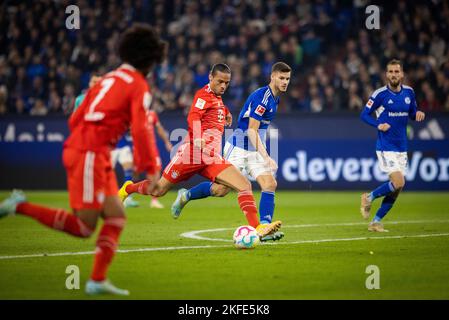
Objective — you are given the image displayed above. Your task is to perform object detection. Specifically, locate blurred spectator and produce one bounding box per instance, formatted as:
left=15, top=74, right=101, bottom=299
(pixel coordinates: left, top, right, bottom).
left=14, top=98, right=26, bottom=115
left=29, top=99, right=48, bottom=116
left=61, top=84, right=76, bottom=115
left=48, top=89, right=62, bottom=114
left=0, top=85, right=7, bottom=115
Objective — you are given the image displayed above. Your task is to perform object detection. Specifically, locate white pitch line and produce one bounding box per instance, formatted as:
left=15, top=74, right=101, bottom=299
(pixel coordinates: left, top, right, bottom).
left=1, top=233, right=449, bottom=260
left=261, top=233, right=449, bottom=246
left=1, top=232, right=449, bottom=261
left=0, top=245, right=231, bottom=261
left=180, top=219, right=449, bottom=242
left=0, top=220, right=449, bottom=260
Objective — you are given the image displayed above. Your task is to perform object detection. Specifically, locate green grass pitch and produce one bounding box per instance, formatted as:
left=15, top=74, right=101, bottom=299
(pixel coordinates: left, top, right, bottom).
left=0, top=190, right=448, bottom=300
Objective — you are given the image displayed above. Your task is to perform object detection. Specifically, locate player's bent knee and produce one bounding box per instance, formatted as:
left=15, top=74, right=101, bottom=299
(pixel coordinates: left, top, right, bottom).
left=212, top=184, right=231, bottom=197
left=234, top=179, right=252, bottom=193
left=392, top=179, right=405, bottom=190
left=259, top=177, right=277, bottom=192
left=267, top=179, right=277, bottom=191
left=242, top=179, right=252, bottom=192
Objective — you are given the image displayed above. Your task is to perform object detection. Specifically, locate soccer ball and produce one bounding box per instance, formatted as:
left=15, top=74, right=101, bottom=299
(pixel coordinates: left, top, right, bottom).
left=233, top=225, right=260, bottom=249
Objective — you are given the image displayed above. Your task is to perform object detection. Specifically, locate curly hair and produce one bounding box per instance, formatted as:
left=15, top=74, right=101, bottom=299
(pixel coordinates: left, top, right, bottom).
left=118, top=23, right=167, bottom=73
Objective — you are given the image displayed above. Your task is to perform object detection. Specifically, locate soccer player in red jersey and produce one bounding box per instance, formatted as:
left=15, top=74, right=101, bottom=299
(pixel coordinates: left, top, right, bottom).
left=119, top=64, right=282, bottom=238
left=0, top=24, right=166, bottom=296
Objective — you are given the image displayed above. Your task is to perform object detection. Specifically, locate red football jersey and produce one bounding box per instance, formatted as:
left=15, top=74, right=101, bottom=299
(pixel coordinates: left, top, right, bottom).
left=187, top=84, right=229, bottom=155
left=65, top=64, right=155, bottom=173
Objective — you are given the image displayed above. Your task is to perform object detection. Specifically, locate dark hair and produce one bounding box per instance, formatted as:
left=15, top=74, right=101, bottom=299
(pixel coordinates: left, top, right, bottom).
left=386, top=59, right=403, bottom=70
left=210, top=63, right=231, bottom=76
left=271, top=62, right=292, bottom=73
left=118, top=23, right=167, bottom=73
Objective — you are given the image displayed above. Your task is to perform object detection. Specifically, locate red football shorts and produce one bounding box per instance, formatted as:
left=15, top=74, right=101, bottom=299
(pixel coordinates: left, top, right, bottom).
left=63, top=147, right=118, bottom=211
left=162, top=143, right=232, bottom=183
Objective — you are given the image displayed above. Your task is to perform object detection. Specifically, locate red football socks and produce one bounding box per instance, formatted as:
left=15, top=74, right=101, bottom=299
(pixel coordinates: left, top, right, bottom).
left=237, top=190, right=259, bottom=228
left=16, top=202, right=94, bottom=237
left=125, top=180, right=151, bottom=195
left=91, top=216, right=126, bottom=281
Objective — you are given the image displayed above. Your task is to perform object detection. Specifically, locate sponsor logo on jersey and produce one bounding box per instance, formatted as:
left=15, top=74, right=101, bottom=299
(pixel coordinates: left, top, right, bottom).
left=366, top=99, right=374, bottom=109
left=405, top=97, right=411, bottom=104
left=255, top=105, right=266, bottom=116
left=388, top=99, right=394, bottom=104
left=388, top=111, right=408, bottom=117
left=195, top=98, right=206, bottom=109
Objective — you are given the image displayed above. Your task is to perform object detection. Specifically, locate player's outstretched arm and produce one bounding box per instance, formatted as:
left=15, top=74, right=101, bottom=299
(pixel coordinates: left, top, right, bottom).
left=155, top=122, right=173, bottom=151
left=130, top=88, right=155, bottom=175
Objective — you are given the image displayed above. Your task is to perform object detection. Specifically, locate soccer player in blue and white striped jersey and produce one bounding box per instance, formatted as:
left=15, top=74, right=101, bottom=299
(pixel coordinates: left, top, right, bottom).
left=360, top=59, right=425, bottom=232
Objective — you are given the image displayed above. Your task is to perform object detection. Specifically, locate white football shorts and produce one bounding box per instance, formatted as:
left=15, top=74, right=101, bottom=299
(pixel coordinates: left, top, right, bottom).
left=223, top=142, right=276, bottom=179
left=376, top=151, right=408, bottom=175
left=111, top=146, right=133, bottom=167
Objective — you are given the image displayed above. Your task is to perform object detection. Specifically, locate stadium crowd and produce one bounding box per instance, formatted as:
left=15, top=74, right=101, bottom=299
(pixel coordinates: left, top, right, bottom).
left=0, top=0, right=448, bottom=116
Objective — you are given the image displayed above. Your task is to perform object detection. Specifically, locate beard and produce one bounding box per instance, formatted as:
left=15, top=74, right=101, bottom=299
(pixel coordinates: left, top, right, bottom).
left=388, top=78, right=401, bottom=88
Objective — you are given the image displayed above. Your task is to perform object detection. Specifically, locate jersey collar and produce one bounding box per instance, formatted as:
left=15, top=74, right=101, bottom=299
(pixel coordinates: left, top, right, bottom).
left=387, top=84, right=403, bottom=95
left=267, top=85, right=280, bottom=103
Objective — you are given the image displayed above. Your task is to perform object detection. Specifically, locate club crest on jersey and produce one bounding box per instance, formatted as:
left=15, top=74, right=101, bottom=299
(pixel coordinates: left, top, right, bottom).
left=255, top=105, right=266, bottom=116
left=405, top=97, right=411, bottom=104
left=366, top=99, right=374, bottom=109
left=171, top=170, right=179, bottom=179
left=195, top=98, right=206, bottom=109
left=218, top=109, right=224, bottom=122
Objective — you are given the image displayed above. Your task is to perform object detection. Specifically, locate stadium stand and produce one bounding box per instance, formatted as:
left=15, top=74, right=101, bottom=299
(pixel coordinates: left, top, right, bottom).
left=0, top=0, right=448, bottom=116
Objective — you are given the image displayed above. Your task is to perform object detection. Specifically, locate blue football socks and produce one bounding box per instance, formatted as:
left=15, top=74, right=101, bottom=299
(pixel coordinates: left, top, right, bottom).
left=187, top=182, right=213, bottom=201
left=369, top=181, right=395, bottom=201
left=373, top=193, right=397, bottom=222
left=259, top=191, right=275, bottom=224
left=124, top=168, right=133, bottom=183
